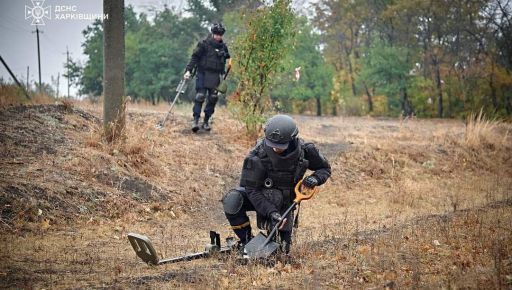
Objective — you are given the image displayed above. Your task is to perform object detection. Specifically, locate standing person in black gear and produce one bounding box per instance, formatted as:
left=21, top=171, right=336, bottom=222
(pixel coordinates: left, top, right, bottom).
left=222, top=114, right=331, bottom=255
left=184, top=22, right=230, bottom=132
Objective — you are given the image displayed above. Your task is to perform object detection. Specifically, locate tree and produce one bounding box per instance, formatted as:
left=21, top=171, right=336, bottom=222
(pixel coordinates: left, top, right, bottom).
left=80, top=19, right=104, bottom=96
left=271, top=17, right=333, bottom=116
left=78, top=5, right=204, bottom=104
left=103, top=0, right=125, bottom=142
left=63, top=58, right=82, bottom=96
left=186, top=0, right=263, bottom=23
left=125, top=8, right=202, bottom=104
left=359, top=39, right=414, bottom=116
left=230, top=0, right=296, bottom=135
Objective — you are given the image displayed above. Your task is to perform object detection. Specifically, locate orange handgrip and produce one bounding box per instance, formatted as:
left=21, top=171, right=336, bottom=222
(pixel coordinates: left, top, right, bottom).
left=293, top=180, right=320, bottom=203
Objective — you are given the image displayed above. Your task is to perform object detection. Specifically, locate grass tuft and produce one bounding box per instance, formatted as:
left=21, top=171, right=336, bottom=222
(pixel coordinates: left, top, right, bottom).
left=464, top=109, right=506, bottom=150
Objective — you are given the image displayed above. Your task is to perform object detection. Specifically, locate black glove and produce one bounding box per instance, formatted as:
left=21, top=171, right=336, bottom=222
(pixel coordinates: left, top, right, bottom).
left=269, top=212, right=283, bottom=230
left=303, top=175, right=319, bottom=188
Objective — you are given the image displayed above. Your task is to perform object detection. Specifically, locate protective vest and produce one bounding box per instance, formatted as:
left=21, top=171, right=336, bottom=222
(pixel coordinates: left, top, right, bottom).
left=199, top=39, right=227, bottom=73
left=240, top=139, right=310, bottom=203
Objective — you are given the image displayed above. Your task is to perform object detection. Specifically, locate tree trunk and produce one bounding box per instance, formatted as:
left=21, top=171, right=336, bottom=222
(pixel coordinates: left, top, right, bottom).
left=103, top=0, right=125, bottom=142
left=400, top=86, right=413, bottom=117
left=505, top=89, right=512, bottom=115
left=489, top=61, right=498, bottom=112
left=316, top=96, right=322, bottom=116
left=347, top=58, right=357, bottom=97
left=433, top=56, right=443, bottom=118
left=364, top=82, right=373, bottom=112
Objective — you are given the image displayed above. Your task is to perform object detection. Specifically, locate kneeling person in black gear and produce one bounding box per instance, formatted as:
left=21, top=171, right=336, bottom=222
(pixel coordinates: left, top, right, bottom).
left=222, top=114, right=331, bottom=255
left=184, top=22, right=230, bottom=132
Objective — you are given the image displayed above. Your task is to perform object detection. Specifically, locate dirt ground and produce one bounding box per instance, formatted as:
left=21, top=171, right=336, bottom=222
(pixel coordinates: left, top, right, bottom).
left=0, top=102, right=511, bottom=289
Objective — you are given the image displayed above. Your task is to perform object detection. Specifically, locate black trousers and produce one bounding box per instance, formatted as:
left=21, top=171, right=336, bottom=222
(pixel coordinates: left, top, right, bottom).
left=224, top=190, right=293, bottom=245
left=193, top=71, right=219, bottom=120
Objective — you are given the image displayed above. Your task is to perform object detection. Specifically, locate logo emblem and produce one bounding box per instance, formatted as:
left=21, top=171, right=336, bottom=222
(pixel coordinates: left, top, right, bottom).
left=269, top=129, right=282, bottom=142
left=25, top=0, right=51, bottom=25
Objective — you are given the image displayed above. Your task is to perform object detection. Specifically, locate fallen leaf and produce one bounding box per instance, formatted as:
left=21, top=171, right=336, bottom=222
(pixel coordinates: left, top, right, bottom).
left=40, top=219, right=50, bottom=230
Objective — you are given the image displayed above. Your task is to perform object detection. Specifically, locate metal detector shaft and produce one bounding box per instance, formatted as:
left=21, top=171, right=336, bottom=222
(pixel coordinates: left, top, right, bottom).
left=128, top=231, right=236, bottom=266
left=251, top=181, right=320, bottom=256
left=157, top=78, right=188, bottom=129
left=262, top=201, right=299, bottom=247
left=158, top=247, right=233, bottom=265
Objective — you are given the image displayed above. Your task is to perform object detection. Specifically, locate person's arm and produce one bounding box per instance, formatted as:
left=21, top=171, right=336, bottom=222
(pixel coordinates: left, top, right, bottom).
left=245, top=186, right=278, bottom=219
left=224, top=45, right=231, bottom=60
left=185, top=41, right=205, bottom=73
left=304, top=143, right=331, bottom=185
left=222, top=45, right=231, bottom=75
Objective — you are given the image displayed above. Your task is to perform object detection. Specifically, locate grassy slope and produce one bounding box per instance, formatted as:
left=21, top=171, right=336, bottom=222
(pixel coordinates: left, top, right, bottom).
left=0, top=102, right=511, bottom=289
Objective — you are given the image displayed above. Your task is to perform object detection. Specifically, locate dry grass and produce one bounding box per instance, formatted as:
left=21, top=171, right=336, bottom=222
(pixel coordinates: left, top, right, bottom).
left=465, top=109, right=509, bottom=151
left=0, top=84, right=57, bottom=108
left=0, top=103, right=511, bottom=289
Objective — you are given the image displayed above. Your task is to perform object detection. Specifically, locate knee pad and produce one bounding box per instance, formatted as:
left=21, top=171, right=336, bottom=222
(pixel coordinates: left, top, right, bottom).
left=222, top=189, right=244, bottom=215
left=195, top=93, right=206, bottom=102
left=208, top=93, right=219, bottom=103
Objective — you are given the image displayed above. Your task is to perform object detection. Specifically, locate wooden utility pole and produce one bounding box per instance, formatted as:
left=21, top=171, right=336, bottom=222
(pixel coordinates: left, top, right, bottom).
left=66, top=46, right=70, bottom=97
left=32, top=26, right=43, bottom=92
left=0, top=55, right=31, bottom=99
left=56, top=72, right=60, bottom=98
left=103, top=0, right=125, bottom=142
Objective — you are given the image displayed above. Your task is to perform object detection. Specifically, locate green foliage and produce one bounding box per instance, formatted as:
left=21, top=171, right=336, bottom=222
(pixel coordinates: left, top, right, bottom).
left=230, top=0, right=296, bottom=135
left=125, top=8, right=202, bottom=103
left=71, top=0, right=512, bottom=118
left=359, top=39, right=412, bottom=114
left=63, top=58, right=82, bottom=96
left=315, top=0, right=512, bottom=118
left=80, top=19, right=104, bottom=96
left=271, top=17, right=334, bottom=115
left=186, top=0, right=243, bottom=23
left=408, top=77, right=436, bottom=117
left=78, top=5, right=203, bottom=101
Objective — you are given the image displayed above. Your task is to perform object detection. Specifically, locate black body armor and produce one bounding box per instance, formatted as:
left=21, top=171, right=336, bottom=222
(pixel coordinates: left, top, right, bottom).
left=199, top=39, right=227, bottom=73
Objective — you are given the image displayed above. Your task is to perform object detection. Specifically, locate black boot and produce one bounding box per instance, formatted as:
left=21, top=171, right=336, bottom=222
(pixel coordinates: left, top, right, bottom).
left=234, top=226, right=253, bottom=245
left=233, top=226, right=252, bottom=256
left=202, top=117, right=211, bottom=131
left=191, top=118, right=200, bottom=132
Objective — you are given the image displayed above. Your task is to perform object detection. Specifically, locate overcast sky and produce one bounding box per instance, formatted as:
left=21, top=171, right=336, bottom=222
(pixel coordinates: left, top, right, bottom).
left=0, top=0, right=312, bottom=97
left=0, top=0, right=185, bottom=96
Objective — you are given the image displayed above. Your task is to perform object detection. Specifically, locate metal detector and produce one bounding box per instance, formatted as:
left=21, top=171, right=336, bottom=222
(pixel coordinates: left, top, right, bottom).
left=128, top=231, right=236, bottom=265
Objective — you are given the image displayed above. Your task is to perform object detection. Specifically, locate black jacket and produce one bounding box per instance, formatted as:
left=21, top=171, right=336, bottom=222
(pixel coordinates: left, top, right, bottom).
left=240, top=138, right=331, bottom=218
left=186, top=36, right=230, bottom=74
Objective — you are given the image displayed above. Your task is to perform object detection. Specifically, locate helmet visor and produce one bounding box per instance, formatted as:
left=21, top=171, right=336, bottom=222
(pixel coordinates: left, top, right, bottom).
left=265, top=138, right=289, bottom=150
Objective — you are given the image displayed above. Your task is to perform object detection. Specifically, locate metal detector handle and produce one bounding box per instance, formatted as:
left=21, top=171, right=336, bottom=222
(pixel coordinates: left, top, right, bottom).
left=169, top=78, right=187, bottom=109
left=262, top=180, right=320, bottom=246
left=293, top=180, right=320, bottom=203
left=175, top=78, right=187, bottom=93
left=223, top=59, right=232, bottom=80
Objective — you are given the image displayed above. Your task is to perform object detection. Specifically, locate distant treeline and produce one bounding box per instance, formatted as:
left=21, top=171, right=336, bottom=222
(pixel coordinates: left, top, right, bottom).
left=64, top=0, right=511, bottom=118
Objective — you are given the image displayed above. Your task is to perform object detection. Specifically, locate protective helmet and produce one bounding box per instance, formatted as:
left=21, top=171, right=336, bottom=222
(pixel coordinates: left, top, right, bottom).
left=211, top=23, right=226, bottom=35
left=263, top=114, right=299, bottom=150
